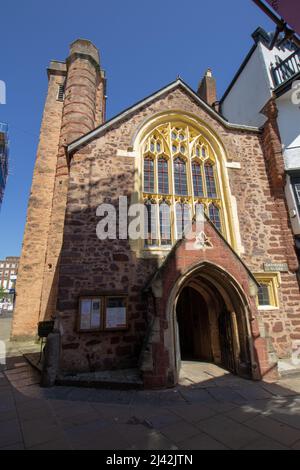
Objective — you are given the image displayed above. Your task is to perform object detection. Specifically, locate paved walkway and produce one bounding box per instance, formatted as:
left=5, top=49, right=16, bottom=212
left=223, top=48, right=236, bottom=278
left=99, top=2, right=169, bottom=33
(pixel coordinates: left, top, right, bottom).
left=0, top=317, right=39, bottom=369
left=2, top=359, right=300, bottom=450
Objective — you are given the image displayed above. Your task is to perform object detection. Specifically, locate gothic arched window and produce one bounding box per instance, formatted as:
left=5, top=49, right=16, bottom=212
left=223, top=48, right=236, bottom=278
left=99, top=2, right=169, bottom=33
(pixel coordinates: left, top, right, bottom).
left=141, top=122, right=226, bottom=248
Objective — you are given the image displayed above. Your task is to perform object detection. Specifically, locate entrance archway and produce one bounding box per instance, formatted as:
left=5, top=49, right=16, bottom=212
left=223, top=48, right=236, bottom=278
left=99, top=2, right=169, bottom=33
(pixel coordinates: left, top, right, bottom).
left=177, top=286, right=213, bottom=363
left=176, top=284, right=235, bottom=374
left=167, top=262, right=255, bottom=384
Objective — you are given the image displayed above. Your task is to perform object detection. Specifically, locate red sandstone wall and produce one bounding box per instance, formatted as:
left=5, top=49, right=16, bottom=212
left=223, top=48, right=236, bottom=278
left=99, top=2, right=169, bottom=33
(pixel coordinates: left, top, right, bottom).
left=56, top=86, right=300, bottom=372
left=11, top=64, right=66, bottom=339
left=57, top=144, right=159, bottom=371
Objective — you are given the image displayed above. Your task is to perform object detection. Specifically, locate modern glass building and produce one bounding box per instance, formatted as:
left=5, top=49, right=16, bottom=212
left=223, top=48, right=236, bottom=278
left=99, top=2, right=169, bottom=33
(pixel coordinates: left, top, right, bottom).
left=0, top=122, right=8, bottom=208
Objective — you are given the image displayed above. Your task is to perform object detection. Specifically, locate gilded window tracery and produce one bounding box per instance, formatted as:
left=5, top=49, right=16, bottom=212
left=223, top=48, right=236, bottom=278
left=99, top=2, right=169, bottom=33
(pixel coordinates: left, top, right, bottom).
left=142, top=122, right=224, bottom=248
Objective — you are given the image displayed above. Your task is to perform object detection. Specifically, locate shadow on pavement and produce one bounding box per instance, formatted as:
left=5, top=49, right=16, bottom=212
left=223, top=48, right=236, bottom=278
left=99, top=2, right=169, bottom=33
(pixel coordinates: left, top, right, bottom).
left=1, top=355, right=300, bottom=449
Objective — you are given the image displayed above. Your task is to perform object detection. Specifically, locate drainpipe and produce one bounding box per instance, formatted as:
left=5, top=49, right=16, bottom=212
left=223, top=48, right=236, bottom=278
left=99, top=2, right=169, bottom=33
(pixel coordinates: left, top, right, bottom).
left=252, top=0, right=300, bottom=48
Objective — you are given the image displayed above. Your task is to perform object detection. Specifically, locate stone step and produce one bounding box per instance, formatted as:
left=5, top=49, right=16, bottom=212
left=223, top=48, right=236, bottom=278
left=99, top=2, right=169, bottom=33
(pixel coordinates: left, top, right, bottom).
left=280, top=368, right=300, bottom=379
left=24, top=352, right=43, bottom=372
left=56, top=369, right=144, bottom=390
left=25, top=352, right=144, bottom=389
left=278, top=359, right=300, bottom=379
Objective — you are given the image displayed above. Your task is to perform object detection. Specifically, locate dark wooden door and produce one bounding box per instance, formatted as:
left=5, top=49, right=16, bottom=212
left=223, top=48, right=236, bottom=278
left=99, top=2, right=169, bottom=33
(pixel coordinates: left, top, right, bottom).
left=218, top=310, right=236, bottom=374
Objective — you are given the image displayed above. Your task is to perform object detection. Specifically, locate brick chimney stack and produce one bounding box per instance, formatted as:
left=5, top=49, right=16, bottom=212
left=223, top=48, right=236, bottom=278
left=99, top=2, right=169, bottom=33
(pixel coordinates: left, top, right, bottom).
left=197, top=68, right=218, bottom=108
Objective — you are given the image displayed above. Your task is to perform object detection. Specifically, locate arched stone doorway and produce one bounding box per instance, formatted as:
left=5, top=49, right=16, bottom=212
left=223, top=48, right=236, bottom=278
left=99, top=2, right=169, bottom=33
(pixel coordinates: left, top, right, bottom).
left=141, top=216, right=278, bottom=388
left=177, top=286, right=213, bottom=364
left=168, top=262, right=255, bottom=385
left=176, top=284, right=236, bottom=374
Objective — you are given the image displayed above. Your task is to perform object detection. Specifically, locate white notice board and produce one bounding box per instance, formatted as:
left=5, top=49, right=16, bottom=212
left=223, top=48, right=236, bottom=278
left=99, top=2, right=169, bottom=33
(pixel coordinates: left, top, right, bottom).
left=105, top=307, right=127, bottom=330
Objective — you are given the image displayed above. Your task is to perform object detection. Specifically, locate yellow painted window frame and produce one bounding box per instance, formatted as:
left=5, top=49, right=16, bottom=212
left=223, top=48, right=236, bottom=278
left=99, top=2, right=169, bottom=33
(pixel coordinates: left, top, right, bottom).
left=254, top=272, right=281, bottom=310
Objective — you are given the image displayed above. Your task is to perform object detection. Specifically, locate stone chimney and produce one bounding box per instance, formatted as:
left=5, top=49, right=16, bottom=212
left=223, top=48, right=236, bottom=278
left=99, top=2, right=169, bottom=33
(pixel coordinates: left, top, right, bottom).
left=197, top=68, right=217, bottom=108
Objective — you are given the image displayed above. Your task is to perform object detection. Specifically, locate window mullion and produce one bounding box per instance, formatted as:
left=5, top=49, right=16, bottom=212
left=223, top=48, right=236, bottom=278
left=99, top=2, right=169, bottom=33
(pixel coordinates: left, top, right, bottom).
left=187, top=150, right=194, bottom=217
left=202, top=162, right=208, bottom=199
left=154, top=157, right=158, bottom=195
left=155, top=199, right=160, bottom=246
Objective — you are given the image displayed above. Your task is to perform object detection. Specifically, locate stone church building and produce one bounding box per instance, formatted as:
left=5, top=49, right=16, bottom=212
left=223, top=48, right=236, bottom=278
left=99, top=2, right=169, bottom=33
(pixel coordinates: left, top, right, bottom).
left=12, top=39, right=300, bottom=388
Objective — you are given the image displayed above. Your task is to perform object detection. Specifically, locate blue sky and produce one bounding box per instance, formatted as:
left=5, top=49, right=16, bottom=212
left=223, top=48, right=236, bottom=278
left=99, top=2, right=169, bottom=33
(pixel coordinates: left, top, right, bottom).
left=0, top=0, right=274, bottom=259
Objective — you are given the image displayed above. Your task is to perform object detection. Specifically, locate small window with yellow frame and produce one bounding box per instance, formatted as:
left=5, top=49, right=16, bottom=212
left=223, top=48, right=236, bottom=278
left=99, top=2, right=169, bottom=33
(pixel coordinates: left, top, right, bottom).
left=254, top=272, right=281, bottom=310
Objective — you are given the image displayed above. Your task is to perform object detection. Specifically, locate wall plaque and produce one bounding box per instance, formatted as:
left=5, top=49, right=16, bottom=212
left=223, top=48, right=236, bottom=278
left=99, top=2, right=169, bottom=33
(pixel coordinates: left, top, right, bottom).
left=264, top=263, right=289, bottom=273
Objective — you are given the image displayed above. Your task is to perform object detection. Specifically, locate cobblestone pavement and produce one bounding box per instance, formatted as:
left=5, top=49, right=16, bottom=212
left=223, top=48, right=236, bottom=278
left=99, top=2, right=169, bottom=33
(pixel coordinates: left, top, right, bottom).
left=1, top=358, right=300, bottom=450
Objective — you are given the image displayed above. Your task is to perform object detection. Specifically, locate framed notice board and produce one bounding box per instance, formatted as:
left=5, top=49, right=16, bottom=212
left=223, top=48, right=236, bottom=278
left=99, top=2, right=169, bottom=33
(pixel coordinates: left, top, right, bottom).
left=105, top=297, right=128, bottom=331
left=78, top=297, right=102, bottom=332
left=77, top=295, right=128, bottom=332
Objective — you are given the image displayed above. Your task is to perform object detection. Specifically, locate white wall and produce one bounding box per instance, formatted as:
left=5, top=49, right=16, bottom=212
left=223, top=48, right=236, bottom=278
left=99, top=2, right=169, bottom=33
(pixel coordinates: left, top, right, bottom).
left=276, top=91, right=300, bottom=235
left=277, top=91, right=300, bottom=170
left=222, top=37, right=300, bottom=237
left=286, top=177, right=300, bottom=235
left=222, top=42, right=294, bottom=127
